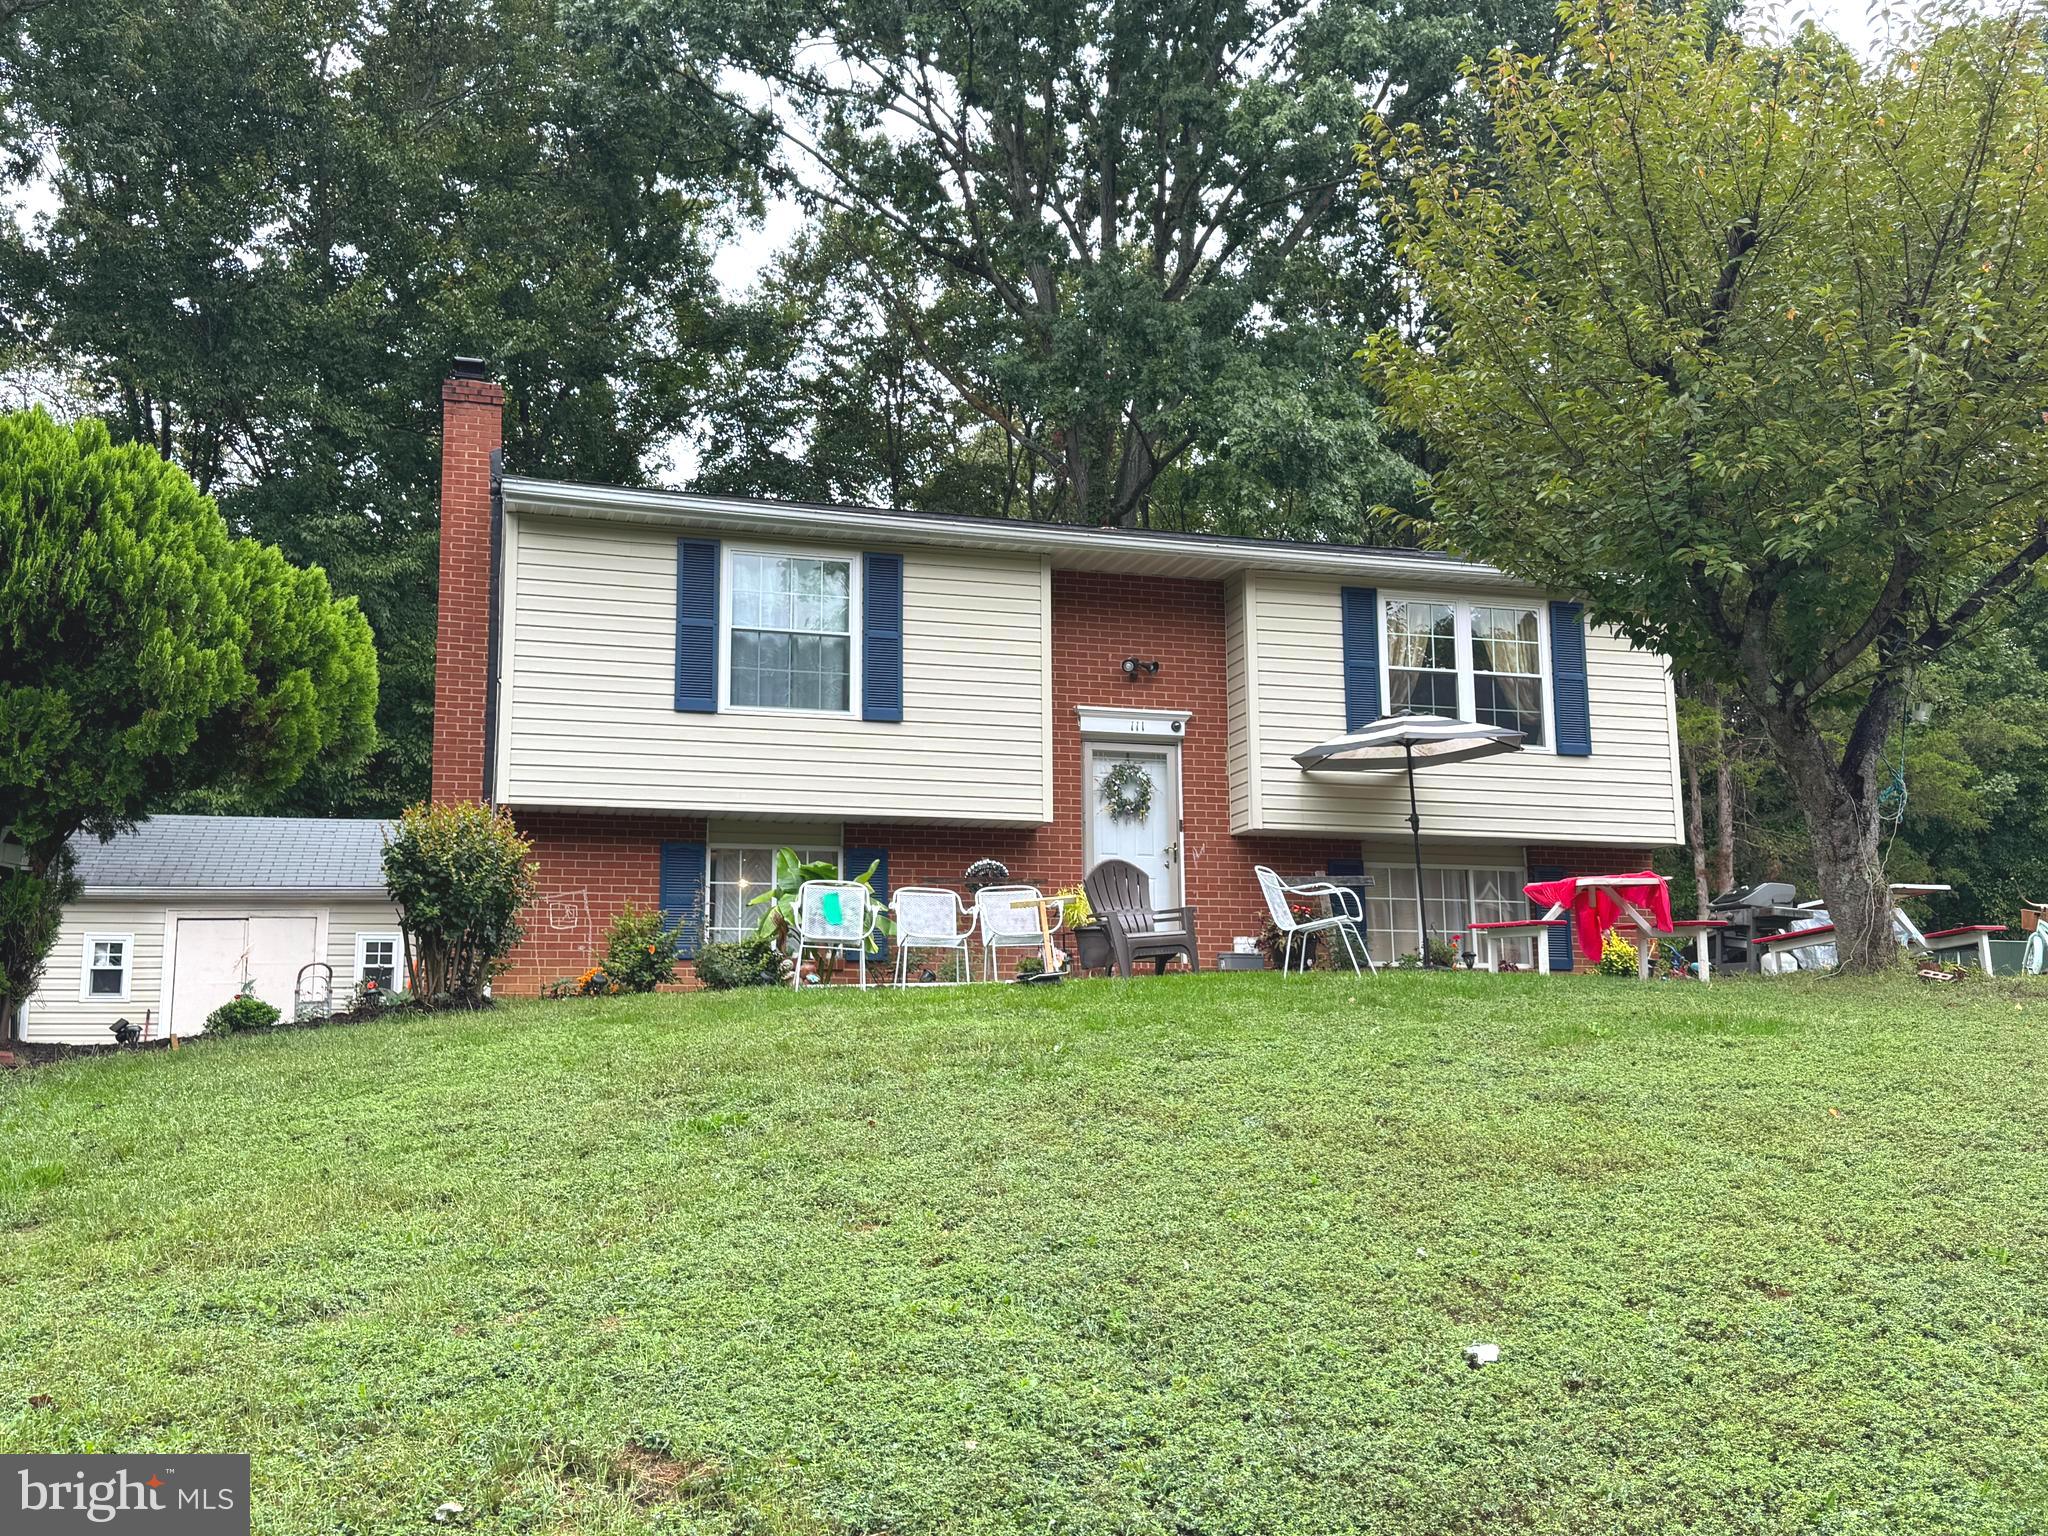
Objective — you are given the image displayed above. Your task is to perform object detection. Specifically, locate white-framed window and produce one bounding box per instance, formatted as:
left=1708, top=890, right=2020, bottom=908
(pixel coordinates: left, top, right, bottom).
left=706, top=844, right=842, bottom=944
left=1362, top=865, right=1533, bottom=966
left=722, top=548, right=860, bottom=714
left=81, top=933, right=133, bottom=1001
left=355, top=932, right=401, bottom=991
left=1381, top=596, right=1550, bottom=749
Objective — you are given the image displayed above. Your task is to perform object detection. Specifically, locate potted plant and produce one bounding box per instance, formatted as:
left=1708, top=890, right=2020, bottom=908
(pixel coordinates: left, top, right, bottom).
left=1057, top=883, right=1113, bottom=973
left=748, top=847, right=896, bottom=982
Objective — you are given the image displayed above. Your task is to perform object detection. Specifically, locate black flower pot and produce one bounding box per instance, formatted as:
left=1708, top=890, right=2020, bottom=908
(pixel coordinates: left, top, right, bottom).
left=1074, top=922, right=1114, bottom=974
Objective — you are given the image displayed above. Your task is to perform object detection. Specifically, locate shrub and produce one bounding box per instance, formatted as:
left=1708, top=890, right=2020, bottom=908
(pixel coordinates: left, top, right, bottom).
left=694, top=936, right=780, bottom=990
left=601, top=901, right=681, bottom=993
left=381, top=801, right=538, bottom=1007
left=1597, top=929, right=1639, bottom=978
left=206, top=992, right=281, bottom=1035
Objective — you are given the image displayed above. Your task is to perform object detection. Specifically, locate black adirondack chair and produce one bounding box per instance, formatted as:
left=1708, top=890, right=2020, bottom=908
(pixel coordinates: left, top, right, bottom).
left=1083, top=858, right=1199, bottom=977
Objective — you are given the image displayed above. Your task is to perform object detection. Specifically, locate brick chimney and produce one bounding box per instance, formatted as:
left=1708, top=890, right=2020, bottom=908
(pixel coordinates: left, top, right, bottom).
left=432, top=358, right=504, bottom=802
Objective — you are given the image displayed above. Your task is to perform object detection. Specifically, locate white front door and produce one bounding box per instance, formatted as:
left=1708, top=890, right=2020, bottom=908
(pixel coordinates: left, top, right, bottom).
left=1088, top=746, right=1178, bottom=909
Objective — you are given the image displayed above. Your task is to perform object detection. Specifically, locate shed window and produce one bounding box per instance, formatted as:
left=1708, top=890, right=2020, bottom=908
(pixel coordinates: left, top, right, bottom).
left=356, top=933, right=400, bottom=992
left=83, top=934, right=132, bottom=1001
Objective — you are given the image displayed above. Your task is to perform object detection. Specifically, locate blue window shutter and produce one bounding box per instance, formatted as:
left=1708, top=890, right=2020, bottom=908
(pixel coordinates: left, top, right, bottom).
left=1550, top=600, right=1592, bottom=756
left=845, top=844, right=888, bottom=961
left=1341, top=587, right=1381, bottom=731
left=674, top=539, right=719, bottom=713
left=659, top=840, right=707, bottom=959
left=1529, top=862, right=1574, bottom=973
left=862, top=554, right=904, bottom=722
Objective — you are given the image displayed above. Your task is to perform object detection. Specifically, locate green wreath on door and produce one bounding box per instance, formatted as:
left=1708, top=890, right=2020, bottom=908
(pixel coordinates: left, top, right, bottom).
left=1099, top=761, right=1154, bottom=822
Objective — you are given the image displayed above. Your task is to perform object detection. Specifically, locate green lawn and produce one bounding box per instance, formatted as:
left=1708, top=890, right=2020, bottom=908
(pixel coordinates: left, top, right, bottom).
left=2, top=972, right=2044, bottom=1534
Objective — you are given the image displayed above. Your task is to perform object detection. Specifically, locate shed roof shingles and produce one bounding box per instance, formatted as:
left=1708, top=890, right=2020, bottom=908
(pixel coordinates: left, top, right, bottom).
left=67, top=815, right=390, bottom=893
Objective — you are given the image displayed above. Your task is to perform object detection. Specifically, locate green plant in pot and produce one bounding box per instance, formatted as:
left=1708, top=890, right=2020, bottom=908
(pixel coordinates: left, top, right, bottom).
left=748, top=847, right=896, bottom=981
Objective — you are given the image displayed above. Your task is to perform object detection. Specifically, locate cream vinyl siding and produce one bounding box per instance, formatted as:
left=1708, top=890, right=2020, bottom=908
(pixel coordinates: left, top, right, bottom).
left=501, top=515, right=1049, bottom=822
left=1244, top=577, right=1683, bottom=845
left=324, top=900, right=406, bottom=983
left=22, top=902, right=166, bottom=1044
left=1224, top=576, right=1255, bottom=833
left=21, top=896, right=401, bottom=1044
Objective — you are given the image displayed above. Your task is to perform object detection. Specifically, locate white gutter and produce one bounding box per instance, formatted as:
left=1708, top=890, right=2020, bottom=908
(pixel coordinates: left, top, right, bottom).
left=500, top=474, right=1539, bottom=591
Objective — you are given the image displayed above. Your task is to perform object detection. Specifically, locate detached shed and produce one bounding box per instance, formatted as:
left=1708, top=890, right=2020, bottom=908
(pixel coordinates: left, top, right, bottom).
left=21, top=816, right=402, bottom=1044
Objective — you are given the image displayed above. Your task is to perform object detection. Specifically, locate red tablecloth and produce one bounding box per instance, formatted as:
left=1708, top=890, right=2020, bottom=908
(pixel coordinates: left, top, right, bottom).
left=1522, top=872, right=1673, bottom=964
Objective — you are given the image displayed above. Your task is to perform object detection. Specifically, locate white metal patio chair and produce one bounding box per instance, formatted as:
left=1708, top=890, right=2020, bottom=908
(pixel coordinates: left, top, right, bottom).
left=974, top=884, right=1061, bottom=981
left=890, top=886, right=978, bottom=986
left=1255, top=865, right=1376, bottom=977
left=791, top=879, right=880, bottom=990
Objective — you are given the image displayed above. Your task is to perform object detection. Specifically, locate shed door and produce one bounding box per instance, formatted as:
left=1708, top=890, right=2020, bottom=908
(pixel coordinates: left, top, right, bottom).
left=168, top=920, right=249, bottom=1037
left=169, top=915, right=322, bottom=1034
left=247, top=916, right=319, bottom=1017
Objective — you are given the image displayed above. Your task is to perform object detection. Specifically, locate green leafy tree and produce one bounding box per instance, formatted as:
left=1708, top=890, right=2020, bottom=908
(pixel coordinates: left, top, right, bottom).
left=380, top=800, right=538, bottom=1006
left=0, top=411, right=378, bottom=1039
left=650, top=0, right=1566, bottom=532
left=1369, top=4, right=2048, bottom=970
left=0, top=0, right=753, bottom=812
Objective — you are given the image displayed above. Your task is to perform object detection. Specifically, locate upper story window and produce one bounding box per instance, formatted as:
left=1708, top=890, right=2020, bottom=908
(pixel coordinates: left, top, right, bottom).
left=83, top=934, right=132, bottom=1001
left=727, top=552, right=856, bottom=713
left=1382, top=596, right=1549, bottom=749
left=1385, top=600, right=1459, bottom=719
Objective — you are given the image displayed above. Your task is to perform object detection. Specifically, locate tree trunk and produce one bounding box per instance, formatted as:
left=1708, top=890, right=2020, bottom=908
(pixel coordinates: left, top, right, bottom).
left=1715, top=758, right=1737, bottom=893
left=1759, top=704, right=1895, bottom=972
left=1683, top=739, right=1711, bottom=918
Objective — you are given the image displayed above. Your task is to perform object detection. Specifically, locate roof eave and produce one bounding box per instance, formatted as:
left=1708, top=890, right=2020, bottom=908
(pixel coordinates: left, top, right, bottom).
left=499, top=474, right=1542, bottom=591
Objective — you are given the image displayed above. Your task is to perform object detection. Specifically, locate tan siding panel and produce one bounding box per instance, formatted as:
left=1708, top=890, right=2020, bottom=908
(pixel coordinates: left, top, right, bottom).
left=504, top=516, right=1049, bottom=820
left=1249, top=577, right=1682, bottom=845
left=21, top=903, right=168, bottom=1044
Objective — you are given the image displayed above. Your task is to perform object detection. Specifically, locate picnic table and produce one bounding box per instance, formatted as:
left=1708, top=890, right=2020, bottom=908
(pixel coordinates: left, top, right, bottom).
left=1521, top=871, right=1725, bottom=982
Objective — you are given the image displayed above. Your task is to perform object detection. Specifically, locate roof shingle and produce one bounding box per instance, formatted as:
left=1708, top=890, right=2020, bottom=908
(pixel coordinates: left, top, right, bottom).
left=67, top=815, right=391, bottom=893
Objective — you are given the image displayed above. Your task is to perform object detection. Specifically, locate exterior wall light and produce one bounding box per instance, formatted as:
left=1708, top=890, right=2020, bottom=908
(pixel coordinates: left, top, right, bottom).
left=1121, top=657, right=1160, bottom=679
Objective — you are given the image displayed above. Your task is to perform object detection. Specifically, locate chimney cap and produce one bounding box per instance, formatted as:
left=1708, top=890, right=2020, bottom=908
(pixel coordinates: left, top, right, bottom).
left=449, top=355, right=489, bottom=380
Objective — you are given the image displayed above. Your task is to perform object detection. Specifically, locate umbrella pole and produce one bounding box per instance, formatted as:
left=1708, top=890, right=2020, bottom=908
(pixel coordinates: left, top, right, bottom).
left=1406, top=743, right=1430, bottom=967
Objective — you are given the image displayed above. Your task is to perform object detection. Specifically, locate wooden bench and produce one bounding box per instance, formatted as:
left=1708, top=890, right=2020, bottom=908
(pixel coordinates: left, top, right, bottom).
left=1920, top=924, right=2006, bottom=972
left=1752, top=922, right=1838, bottom=972
left=1468, top=919, right=1564, bottom=974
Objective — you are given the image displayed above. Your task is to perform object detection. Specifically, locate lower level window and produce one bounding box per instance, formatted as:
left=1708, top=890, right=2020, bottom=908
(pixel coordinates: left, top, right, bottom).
left=357, top=933, right=400, bottom=991
left=84, top=934, right=132, bottom=1000
left=1362, top=865, right=1530, bottom=965
left=708, top=845, right=841, bottom=944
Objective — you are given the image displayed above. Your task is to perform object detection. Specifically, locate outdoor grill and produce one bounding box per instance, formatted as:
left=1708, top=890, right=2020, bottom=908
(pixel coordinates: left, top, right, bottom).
left=1706, top=881, right=1805, bottom=971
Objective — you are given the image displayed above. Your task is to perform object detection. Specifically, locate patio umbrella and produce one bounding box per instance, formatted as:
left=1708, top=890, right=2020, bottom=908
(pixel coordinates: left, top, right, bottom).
left=1293, top=718, right=1524, bottom=964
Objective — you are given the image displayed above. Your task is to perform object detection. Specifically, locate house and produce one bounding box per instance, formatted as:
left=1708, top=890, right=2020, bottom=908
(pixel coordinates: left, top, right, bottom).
left=19, top=817, right=403, bottom=1043
left=435, top=362, right=1683, bottom=982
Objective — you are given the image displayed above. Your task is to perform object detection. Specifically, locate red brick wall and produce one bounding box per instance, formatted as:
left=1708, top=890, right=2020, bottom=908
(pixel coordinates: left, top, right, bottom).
left=503, top=809, right=709, bottom=993
left=860, top=570, right=1359, bottom=960
left=432, top=374, right=503, bottom=803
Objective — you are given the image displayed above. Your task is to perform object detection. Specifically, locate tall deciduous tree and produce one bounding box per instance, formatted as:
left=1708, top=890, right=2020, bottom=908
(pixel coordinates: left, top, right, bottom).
left=0, top=411, right=378, bottom=1040
left=643, top=0, right=1560, bottom=532
left=0, top=0, right=753, bottom=811
left=1369, top=3, right=2048, bottom=970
